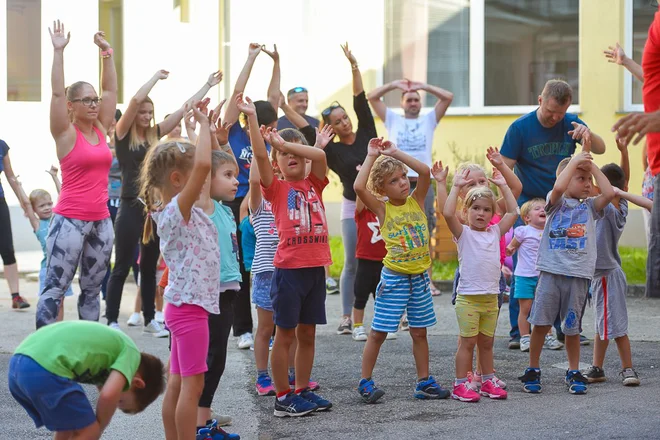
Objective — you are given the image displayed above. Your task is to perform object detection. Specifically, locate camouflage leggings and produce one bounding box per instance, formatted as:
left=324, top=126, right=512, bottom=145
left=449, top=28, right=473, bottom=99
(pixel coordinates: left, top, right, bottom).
left=36, top=215, right=114, bottom=328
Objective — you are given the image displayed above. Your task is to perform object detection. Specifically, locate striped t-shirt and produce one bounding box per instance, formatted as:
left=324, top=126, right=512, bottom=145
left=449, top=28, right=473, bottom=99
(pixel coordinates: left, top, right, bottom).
left=251, top=199, right=278, bottom=274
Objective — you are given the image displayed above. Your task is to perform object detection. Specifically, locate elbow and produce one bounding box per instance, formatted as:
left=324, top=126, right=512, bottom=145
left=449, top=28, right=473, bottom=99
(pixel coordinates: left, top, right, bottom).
left=444, top=93, right=454, bottom=103
left=602, top=187, right=616, bottom=202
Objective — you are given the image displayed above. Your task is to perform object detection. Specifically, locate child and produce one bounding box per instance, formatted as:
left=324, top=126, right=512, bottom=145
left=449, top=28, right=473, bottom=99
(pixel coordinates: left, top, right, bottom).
left=18, top=166, right=73, bottom=322
left=354, top=137, right=449, bottom=404
left=506, top=198, right=551, bottom=353
left=239, top=93, right=333, bottom=417
left=128, top=255, right=167, bottom=327
left=583, top=142, right=642, bottom=386
left=351, top=195, right=388, bottom=341
left=443, top=166, right=518, bottom=402
left=519, top=151, right=614, bottom=395
left=140, top=100, right=221, bottom=439
left=8, top=321, right=164, bottom=438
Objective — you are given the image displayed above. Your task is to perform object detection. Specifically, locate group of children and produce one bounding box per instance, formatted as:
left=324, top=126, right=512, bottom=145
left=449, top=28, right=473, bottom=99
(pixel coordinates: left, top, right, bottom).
left=9, top=93, right=647, bottom=438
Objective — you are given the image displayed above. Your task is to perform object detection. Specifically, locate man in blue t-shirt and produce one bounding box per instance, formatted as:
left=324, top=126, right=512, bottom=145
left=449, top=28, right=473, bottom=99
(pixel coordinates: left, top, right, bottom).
left=500, top=79, right=607, bottom=348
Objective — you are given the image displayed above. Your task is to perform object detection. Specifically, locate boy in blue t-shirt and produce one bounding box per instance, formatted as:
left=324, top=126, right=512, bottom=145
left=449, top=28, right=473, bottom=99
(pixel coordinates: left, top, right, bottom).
left=519, top=151, right=614, bottom=395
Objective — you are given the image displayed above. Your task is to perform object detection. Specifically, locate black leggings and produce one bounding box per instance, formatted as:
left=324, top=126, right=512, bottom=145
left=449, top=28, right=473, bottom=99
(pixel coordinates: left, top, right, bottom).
left=225, top=197, right=253, bottom=337
left=353, top=258, right=383, bottom=310
left=0, top=197, right=16, bottom=266
left=199, top=290, right=236, bottom=408
left=105, top=199, right=160, bottom=324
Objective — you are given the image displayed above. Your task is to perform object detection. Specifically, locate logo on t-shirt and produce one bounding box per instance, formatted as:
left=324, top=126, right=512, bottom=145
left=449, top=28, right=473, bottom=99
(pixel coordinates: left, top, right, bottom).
left=284, top=186, right=327, bottom=245
left=527, top=142, right=572, bottom=160
left=396, top=121, right=426, bottom=153
left=238, top=145, right=253, bottom=169
left=548, top=204, right=588, bottom=251
left=367, top=220, right=383, bottom=244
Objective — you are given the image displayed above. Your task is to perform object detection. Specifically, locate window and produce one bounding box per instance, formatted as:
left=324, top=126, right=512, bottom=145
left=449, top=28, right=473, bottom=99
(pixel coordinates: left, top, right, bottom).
left=627, top=0, right=655, bottom=108
left=383, top=0, right=580, bottom=114
left=7, top=0, right=41, bottom=101
left=99, top=0, right=123, bottom=102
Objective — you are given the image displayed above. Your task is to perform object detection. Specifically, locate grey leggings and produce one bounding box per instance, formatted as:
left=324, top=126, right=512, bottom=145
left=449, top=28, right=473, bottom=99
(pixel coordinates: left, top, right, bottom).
left=340, top=218, right=358, bottom=316
left=36, top=214, right=114, bottom=328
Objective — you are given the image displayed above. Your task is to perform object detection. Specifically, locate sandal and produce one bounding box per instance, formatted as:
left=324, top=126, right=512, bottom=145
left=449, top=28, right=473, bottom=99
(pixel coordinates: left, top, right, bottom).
left=430, top=284, right=442, bottom=296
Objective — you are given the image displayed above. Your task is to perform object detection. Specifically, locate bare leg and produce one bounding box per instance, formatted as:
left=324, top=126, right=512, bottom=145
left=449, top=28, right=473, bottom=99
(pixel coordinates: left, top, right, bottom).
left=196, top=407, right=212, bottom=428
left=592, top=333, right=609, bottom=367
left=4, top=263, right=19, bottom=294
left=57, top=297, right=65, bottom=322
left=529, top=325, right=551, bottom=368
left=476, top=333, right=494, bottom=376
left=614, top=335, right=633, bottom=369
left=156, top=286, right=164, bottom=312
left=271, top=326, right=295, bottom=394
left=288, top=337, right=297, bottom=369
left=134, top=286, right=142, bottom=313
left=163, top=373, right=181, bottom=440
left=565, top=334, right=581, bottom=371
left=176, top=374, right=204, bottom=440
left=410, top=327, right=430, bottom=379
left=255, top=308, right=275, bottom=372
left=455, top=336, right=477, bottom=378
left=518, top=299, right=532, bottom=336
left=294, top=324, right=316, bottom=390
left=353, top=307, right=365, bottom=326
left=360, top=330, right=388, bottom=378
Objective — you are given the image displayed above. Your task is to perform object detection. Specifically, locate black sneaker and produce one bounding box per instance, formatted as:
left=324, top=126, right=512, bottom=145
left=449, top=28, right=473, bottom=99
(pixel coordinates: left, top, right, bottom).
left=508, top=337, right=520, bottom=349
left=583, top=365, right=606, bottom=383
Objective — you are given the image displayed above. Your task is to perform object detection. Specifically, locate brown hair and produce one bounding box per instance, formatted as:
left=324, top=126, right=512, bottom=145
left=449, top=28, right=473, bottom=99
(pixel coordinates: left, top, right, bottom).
left=139, top=140, right=196, bottom=244
left=270, top=128, right=308, bottom=162
left=520, top=198, right=545, bottom=224
left=130, top=353, right=165, bottom=414
left=66, top=81, right=95, bottom=122
left=367, top=155, right=408, bottom=197
left=556, top=157, right=572, bottom=177
left=128, top=97, right=159, bottom=151
left=211, top=150, right=238, bottom=178
left=541, top=79, right=573, bottom=106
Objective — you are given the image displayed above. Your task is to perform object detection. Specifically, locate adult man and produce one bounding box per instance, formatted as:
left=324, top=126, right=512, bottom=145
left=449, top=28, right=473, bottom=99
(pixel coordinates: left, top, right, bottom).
left=276, top=87, right=320, bottom=130
left=368, top=79, right=453, bottom=295
left=501, top=79, right=606, bottom=348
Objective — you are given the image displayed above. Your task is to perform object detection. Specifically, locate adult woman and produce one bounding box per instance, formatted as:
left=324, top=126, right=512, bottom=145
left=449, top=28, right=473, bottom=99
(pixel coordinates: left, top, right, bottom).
left=321, top=43, right=378, bottom=335
left=104, top=68, right=222, bottom=336
left=36, top=21, right=117, bottom=328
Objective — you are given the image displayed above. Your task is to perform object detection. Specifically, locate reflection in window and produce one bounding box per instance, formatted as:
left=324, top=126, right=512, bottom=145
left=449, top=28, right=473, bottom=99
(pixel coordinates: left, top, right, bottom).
left=485, top=0, right=579, bottom=106
left=99, top=0, right=124, bottom=102
left=632, top=0, right=655, bottom=105
left=384, top=0, right=470, bottom=108
left=7, top=0, right=41, bottom=102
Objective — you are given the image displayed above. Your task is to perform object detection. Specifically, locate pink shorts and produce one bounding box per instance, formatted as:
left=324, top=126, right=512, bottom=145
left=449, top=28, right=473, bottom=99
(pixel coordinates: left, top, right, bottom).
left=165, top=303, right=209, bottom=377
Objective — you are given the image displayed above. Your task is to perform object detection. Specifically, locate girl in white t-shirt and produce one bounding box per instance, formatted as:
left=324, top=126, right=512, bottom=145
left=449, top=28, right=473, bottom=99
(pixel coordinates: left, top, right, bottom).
left=443, top=168, right=518, bottom=403
left=505, top=198, right=548, bottom=353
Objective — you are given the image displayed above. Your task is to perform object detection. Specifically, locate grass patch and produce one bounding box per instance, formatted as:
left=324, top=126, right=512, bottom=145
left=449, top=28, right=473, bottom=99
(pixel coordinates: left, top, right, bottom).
left=329, top=237, right=648, bottom=284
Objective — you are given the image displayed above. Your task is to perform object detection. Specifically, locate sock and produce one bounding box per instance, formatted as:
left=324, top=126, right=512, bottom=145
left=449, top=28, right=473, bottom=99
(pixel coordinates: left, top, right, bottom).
left=294, top=387, right=307, bottom=394
left=11, top=293, right=18, bottom=299
left=481, top=373, right=494, bottom=382
left=455, top=377, right=468, bottom=385
left=205, top=419, right=214, bottom=426
left=257, top=369, right=269, bottom=378
left=288, top=367, right=295, bottom=378
left=276, top=390, right=289, bottom=400
left=354, top=322, right=363, bottom=328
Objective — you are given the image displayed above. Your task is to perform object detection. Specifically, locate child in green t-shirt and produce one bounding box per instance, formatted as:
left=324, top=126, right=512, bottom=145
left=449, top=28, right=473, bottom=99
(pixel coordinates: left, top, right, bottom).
left=8, top=321, right=165, bottom=438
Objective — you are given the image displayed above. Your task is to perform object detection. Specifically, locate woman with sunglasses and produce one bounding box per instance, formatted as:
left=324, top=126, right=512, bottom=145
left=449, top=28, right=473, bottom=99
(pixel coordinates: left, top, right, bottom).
left=321, top=43, right=378, bottom=336
left=104, top=67, right=222, bottom=337
left=36, top=21, right=117, bottom=328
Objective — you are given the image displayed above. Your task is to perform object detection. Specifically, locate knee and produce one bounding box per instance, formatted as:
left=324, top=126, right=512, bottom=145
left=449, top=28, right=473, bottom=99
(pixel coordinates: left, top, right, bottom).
left=369, top=330, right=388, bottom=343
left=409, top=327, right=427, bottom=340
left=274, top=327, right=296, bottom=345
left=459, top=336, right=477, bottom=351
left=296, top=325, right=316, bottom=344
left=74, top=421, right=101, bottom=440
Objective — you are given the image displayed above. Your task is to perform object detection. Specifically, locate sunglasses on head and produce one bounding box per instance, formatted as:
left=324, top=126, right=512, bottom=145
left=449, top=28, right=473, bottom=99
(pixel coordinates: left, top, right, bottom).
left=322, top=101, right=342, bottom=117
left=287, top=86, right=308, bottom=96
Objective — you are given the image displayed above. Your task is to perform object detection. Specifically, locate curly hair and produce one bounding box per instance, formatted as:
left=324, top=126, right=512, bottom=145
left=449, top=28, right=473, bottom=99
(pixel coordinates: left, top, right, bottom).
left=463, top=186, right=497, bottom=214
left=138, top=140, right=196, bottom=244
left=367, top=155, right=408, bottom=197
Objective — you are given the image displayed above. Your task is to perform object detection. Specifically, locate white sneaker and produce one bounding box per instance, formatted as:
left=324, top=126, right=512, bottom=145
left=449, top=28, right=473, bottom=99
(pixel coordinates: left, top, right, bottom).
left=520, top=335, right=530, bottom=352
left=237, top=332, right=254, bottom=349
left=544, top=334, right=564, bottom=350
left=386, top=332, right=397, bottom=340
left=144, top=320, right=169, bottom=338
left=127, top=312, right=142, bottom=327
left=155, top=311, right=165, bottom=324
left=352, top=325, right=368, bottom=341
left=108, top=322, right=122, bottom=331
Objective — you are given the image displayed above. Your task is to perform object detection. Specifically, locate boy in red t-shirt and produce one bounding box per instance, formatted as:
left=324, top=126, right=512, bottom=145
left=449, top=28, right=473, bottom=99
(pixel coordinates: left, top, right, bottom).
left=351, top=196, right=388, bottom=341
left=236, top=94, right=334, bottom=417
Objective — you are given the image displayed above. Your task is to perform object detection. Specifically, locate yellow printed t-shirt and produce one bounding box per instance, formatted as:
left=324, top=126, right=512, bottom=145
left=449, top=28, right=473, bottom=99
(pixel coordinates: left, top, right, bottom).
left=381, top=196, right=431, bottom=274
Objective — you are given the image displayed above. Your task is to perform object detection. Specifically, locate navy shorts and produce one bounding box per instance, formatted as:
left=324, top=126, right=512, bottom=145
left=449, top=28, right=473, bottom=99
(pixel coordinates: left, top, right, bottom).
left=270, top=267, right=327, bottom=328
left=8, top=354, right=96, bottom=431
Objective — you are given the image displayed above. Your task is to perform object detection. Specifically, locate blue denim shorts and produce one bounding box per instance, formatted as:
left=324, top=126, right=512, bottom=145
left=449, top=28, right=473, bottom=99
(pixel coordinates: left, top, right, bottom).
left=8, top=354, right=96, bottom=431
left=252, top=271, right=274, bottom=312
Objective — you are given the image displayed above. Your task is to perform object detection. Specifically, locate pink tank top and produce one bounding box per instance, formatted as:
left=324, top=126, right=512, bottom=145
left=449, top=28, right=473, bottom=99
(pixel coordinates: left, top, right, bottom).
left=54, top=125, right=112, bottom=221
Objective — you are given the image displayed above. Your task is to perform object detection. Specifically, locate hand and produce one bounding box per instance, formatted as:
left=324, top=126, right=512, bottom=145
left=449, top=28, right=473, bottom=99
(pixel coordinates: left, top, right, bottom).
left=93, top=31, right=111, bottom=51
left=211, top=99, right=227, bottom=126
left=248, top=42, right=262, bottom=57
left=278, top=92, right=286, bottom=109
left=612, top=110, right=660, bottom=146
left=262, top=44, right=279, bottom=62
left=505, top=245, right=515, bottom=257
left=392, top=79, right=411, bottom=92
left=367, top=138, right=383, bottom=157
left=49, top=20, right=70, bottom=51
left=207, top=70, right=223, bottom=87
left=380, top=140, right=398, bottom=156
left=314, top=125, right=335, bottom=149
left=46, top=165, right=59, bottom=177
left=154, top=69, right=169, bottom=80
left=568, top=122, right=591, bottom=144
left=211, top=99, right=232, bottom=145
left=260, top=125, right=274, bottom=145
left=453, top=169, right=474, bottom=188
left=184, top=110, right=196, bottom=131
left=615, top=136, right=628, bottom=153
left=431, top=161, right=449, bottom=184
left=340, top=42, right=358, bottom=66
left=612, top=186, right=623, bottom=196
left=235, top=93, right=256, bottom=116
left=192, top=98, right=211, bottom=124
left=408, top=81, right=425, bottom=92
left=488, top=168, right=507, bottom=187
left=269, top=129, right=286, bottom=150
left=486, top=146, right=504, bottom=167
left=569, top=151, right=593, bottom=171
left=604, top=42, right=626, bottom=65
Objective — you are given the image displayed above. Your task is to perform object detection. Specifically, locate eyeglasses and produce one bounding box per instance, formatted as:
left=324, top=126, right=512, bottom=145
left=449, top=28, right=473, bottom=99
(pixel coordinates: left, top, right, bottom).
left=322, top=101, right=342, bottom=117
left=71, top=97, right=102, bottom=107
left=287, top=86, right=308, bottom=96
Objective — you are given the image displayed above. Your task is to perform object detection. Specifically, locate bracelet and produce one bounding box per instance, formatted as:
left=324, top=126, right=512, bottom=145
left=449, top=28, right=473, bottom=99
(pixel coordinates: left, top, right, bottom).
left=351, top=64, right=359, bottom=71
left=100, top=48, right=113, bottom=58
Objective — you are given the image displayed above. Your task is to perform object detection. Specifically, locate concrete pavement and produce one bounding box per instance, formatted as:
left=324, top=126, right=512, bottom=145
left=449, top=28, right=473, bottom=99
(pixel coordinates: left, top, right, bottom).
left=1, top=278, right=659, bottom=439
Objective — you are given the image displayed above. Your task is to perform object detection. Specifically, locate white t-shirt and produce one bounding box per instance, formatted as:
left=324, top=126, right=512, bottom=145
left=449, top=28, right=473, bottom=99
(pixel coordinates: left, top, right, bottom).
left=384, top=108, right=437, bottom=178
left=512, top=224, right=543, bottom=278
left=456, top=224, right=501, bottom=295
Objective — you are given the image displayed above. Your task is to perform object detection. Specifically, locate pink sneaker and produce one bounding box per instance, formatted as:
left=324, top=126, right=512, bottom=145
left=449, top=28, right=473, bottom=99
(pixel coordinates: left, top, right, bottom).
left=289, top=375, right=320, bottom=391
left=474, top=372, right=507, bottom=389
left=480, top=378, right=508, bottom=399
left=466, top=371, right=480, bottom=391
left=451, top=382, right=481, bottom=402
left=255, top=375, right=276, bottom=396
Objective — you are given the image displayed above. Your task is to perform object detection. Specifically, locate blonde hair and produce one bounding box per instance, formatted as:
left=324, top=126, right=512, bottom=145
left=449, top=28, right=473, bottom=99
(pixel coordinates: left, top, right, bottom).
left=367, top=155, right=408, bottom=196
left=139, top=140, right=196, bottom=244
left=29, top=189, right=51, bottom=207
left=129, top=97, right=159, bottom=151
left=556, top=157, right=572, bottom=177
left=456, top=162, right=486, bottom=177
left=463, top=186, right=497, bottom=214
left=520, top=198, right=545, bottom=224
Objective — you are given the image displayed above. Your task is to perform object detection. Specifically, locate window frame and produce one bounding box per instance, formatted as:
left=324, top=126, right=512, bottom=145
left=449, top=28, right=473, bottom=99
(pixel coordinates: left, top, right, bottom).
left=624, top=0, right=645, bottom=112
left=380, top=0, right=580, bottom=116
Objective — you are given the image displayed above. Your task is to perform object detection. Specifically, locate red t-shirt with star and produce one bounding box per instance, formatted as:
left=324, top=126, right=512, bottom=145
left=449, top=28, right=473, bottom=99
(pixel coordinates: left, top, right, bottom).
left=355, top=207, right=387, bottom=261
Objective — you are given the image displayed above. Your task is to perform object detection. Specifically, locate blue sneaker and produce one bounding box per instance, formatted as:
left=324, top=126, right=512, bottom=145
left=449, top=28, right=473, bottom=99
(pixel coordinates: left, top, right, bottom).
left=358, top=378, right=385, bottom=404
left=519, top=367, right=542, bottom=393
left=273, top=392, right=318, bottom=417
left=300, top=389, right=333, bottom=411
left=414, top=376, right=450, bottom=399
left=196, top=419, right=240, bottom=440
left=256, top=374, right=275, bottom=396
left=566, top=370, right=588, bottom=394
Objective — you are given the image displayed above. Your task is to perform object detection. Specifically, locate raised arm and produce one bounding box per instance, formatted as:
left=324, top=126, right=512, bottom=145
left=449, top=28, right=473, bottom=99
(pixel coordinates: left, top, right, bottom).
left=269, top=129, right=327, bottom=181
left=615, top=187, right=653, bottom=211
left=591, top=162, right=616, bottom=213
left=443, top=170, right=473, bottom=239
left=262, top=45, right=280, bottom=112
left=431, top=160, right=449, bottom=217
left=248, top=157, right=263, bottom=212
left=353, top=139, right=385, bottom=222
left=158, top=71, right=222, bottom=136
left=224, top=44, right=262, bottom=125
left=16, top=181, right=39, bottom=232
left=410, top=81, right=454, bottom=122
left=605, top=42, right=644, bottom=83
left=279, top=92, right=309, bottom=129
left=183, top=110, right=197, bottom=143
left=366, top=80, right=409, bottom=122
left=341, top=43, right=364, bottom=96
left=46, top=165, right=62, bottom=195
left=487, top=146, right=522, bottom=212
left=550, top=152, right=591, bottom=206
left=616, top=138, right=631, bottom=185
left=94, top=32, right=117, bottom=131
left=236, top=94, right=274, bottom=189
left=48, top=21, right=76, bottom=157
left=381, top=140, right=430, bottom=209
left=115, top=70, right=168, bottom=141
left=490, top=169, right=518, bottom=236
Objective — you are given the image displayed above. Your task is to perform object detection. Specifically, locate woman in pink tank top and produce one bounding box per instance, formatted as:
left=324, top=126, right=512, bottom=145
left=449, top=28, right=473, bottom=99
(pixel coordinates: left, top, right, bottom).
left=36, top=20, right=117, bottom=330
